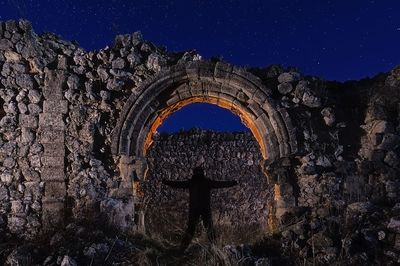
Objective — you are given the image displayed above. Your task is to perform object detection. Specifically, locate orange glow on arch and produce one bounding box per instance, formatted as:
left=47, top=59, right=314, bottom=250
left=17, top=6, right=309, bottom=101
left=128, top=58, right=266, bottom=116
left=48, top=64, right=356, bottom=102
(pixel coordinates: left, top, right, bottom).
left=142, top=96, right=267, bottom=159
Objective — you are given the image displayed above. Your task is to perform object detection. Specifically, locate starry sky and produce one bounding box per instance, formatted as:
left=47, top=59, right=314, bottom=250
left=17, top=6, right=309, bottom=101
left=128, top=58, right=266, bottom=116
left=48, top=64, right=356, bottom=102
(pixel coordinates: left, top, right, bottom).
left=2, top=0, right=399, bottom=132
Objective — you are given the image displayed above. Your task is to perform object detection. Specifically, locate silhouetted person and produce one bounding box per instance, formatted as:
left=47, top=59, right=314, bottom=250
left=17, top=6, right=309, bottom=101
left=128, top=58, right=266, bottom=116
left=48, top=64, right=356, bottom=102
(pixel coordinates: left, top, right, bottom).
left=162, top=166, right=238, bottom=251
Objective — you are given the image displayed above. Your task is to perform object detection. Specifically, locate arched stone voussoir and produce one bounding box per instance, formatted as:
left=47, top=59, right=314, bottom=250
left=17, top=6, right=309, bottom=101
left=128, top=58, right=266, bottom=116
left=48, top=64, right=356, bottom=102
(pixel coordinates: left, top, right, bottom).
left=112, top=60, right=298, bottom=163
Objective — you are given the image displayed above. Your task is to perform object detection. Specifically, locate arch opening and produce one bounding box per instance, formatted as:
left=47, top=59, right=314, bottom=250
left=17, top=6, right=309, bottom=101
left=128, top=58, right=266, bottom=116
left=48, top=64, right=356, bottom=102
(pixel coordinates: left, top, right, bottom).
left=143, top=96, right=267, bottom=159
left=156, top=102, right=249, bottom=133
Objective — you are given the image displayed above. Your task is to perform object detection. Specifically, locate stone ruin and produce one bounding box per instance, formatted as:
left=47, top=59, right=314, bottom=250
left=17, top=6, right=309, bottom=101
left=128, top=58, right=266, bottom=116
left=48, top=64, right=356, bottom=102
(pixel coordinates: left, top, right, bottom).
left=0, top=20, right=400, bottom=264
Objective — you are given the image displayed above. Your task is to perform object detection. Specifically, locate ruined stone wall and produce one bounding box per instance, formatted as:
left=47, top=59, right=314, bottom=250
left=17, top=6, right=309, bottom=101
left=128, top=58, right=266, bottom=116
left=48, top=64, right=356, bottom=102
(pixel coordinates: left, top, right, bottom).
left=0, top=19, right=400, bottom=263
left=0, top=19, right=197, bottom=238
left=144, top=129, right=270, bottom=231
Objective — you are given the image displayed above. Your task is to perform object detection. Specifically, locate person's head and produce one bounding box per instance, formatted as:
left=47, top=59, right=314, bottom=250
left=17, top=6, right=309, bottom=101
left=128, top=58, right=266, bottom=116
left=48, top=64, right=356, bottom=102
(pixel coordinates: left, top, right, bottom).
left=192, top=166, right=205, bottom=179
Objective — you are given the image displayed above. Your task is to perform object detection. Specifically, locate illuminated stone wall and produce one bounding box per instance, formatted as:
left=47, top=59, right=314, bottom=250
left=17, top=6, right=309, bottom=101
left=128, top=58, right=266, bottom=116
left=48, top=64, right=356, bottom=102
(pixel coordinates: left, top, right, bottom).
left=144, top=129, right=271, bottom=230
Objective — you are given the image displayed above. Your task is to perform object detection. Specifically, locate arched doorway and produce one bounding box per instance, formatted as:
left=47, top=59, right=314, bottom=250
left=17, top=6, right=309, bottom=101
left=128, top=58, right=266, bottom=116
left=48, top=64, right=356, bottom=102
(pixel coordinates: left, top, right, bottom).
left=112, top=61, right=297, bottom=230
left=143, top=103, right=271, bottom=242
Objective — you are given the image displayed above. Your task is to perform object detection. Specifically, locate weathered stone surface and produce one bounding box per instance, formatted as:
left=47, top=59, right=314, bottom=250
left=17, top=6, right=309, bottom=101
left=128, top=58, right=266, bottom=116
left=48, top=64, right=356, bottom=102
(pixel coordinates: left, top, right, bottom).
left=27, top=89, right=41, bottom=104
left=17, top=102, right=27, bottom=114
left=41, top=156, right=64, bottom=167
left=16, top=74, right=34, bottom=90
left=321, top=107, right=335, bottom=126
left=61, top=255, right=78, bottom=266
left=112, top=58, right=125, bottom=69
left=316, top=155, right=332, bottom=167
left=29, top=154, right=41, bottom=168
left=43, top=100, right=68, bottom=114
left=388, top=217, right=400, bottom=233
left=39, top=113, right=64, bottom=130
left=39, top=130, right=64, bottom=143
left=302, top=90, right=321, bottom=108
left=44, top=181, right=66, bottom=200
left=384, top=151, right=399, bottom=167
left=1, top=172, right=13, bottom=185
left=10, top=200, right=24, bottom=214
left=27, top=103, right=41, bottom=115
left=41, top=167, right=64, bottom=181
left=379, top=133, right=400, bottom=150
left=146, top=53, right=166, bottom=72
left=41, top=201, right=65, bottom=228
left=277, top=72, right=299, bottom=83
left=43, top=69, right=65, bottom=100
left=19, top=114, right=38, bottom=128
left=29, top=143, right=43, bottom=154
left=7, top=216, right=26, bottom=233
left=67, top=74, right=79, bottom=91
left=20, top=128, right=35, bottom=143
left=22, top=169, right=40, bottom=182
left=370, top=120, right=391, bottom=135
left=0, top=39, right=13, bottom=50
left=42, top=143, right=65, bottom=157
left=4, top=51, right=21, bottom=62
left=5, top=245, right=32, bottom=265
left=0, top=184, right=9, bottom=201
left=277, top=82, right=293, bottom=95
left=3, top=156, right=16, bottom=168
left=100, top=198, right=135, bottom=230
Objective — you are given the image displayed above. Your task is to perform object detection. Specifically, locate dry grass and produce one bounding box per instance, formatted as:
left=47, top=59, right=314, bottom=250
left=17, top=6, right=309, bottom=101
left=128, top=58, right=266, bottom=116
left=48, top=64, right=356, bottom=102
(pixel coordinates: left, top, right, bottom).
left=133, top=208, right=272, bottom=265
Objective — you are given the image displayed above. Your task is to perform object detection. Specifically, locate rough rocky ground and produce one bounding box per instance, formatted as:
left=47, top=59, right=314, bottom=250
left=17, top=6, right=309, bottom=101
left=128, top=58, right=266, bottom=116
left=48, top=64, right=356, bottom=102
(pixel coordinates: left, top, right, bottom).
left=0, top=221, right=291, bottom=266
left=2, top=204, right=399, bottom=266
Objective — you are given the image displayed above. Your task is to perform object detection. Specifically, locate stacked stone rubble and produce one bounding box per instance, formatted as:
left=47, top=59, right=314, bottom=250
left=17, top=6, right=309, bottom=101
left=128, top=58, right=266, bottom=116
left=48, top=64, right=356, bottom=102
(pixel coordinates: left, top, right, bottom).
left=0, top=20, right=202, bottom=235
left=0, top=20, right=46, bottom=239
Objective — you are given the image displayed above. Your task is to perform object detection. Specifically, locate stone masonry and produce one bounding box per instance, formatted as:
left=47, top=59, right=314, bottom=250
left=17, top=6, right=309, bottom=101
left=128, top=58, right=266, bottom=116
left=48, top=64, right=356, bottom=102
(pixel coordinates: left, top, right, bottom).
left=144, top=129, right=270, bottom=232
left=40, top=69, right=68, bottom=230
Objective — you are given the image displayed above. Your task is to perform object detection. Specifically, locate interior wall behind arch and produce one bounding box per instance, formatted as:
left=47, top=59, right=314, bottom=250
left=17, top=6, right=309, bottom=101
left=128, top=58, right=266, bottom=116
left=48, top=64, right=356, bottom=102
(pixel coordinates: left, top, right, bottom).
left=143, top=129, right=273, bottom=235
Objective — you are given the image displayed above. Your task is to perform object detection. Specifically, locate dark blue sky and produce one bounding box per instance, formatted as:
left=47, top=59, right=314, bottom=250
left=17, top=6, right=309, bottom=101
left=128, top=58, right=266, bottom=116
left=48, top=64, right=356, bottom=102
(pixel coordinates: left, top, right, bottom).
left=158, top=103, right=248, bottom=132
left=2, top=0, right=399, bottom=132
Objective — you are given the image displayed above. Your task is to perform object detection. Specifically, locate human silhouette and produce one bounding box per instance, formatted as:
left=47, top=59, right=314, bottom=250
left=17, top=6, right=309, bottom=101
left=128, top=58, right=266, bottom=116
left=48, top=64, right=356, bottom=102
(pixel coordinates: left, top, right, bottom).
left=162, top=166, right=238, bottom=251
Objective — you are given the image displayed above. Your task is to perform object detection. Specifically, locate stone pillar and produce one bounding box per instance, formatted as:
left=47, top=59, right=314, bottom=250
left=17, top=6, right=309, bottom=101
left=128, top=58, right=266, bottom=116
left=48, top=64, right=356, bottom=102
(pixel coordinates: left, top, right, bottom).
left=105, top=155, right=147, bottom=231
left=274, top=182, right=296, bottom=220
left=264, top=158, right=297, bottom=229
left=39, top=69, right=68, bottom=230
left=118, top=155, right=136, bottom=197
left=118, top=155, right=147, bottom=231
left=133, top=158, right=147, bottom=232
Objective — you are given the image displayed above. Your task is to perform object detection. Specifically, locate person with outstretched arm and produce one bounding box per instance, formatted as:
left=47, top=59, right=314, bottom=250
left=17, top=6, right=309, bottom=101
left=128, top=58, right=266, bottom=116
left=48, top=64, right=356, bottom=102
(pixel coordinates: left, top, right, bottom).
left=162, top=166, right=238, bottom=252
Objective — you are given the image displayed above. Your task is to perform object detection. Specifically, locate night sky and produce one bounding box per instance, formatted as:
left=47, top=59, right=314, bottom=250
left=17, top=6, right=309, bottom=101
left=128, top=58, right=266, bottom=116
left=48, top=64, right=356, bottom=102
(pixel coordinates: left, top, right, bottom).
left=2, top=0, right=399, bottom=132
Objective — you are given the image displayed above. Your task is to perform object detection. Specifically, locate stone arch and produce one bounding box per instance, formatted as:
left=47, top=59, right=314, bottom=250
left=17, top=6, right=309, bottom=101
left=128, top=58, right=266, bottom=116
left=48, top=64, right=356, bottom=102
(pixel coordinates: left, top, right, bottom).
left=111, top=61, right=298, bottom=230
left=112, top=61, right=297, bottom=162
